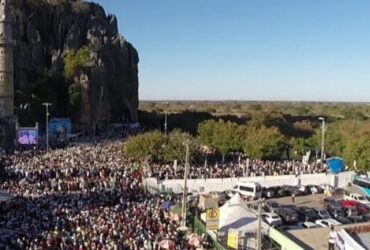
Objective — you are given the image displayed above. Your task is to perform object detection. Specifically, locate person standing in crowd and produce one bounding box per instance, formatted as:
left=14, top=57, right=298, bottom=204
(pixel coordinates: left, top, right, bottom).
left=328, top=225, right=337, bottom=250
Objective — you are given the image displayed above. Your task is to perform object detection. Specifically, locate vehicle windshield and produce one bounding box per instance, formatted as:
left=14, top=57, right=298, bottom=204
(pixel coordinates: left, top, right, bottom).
left=272, top=215, right=280, bottom=219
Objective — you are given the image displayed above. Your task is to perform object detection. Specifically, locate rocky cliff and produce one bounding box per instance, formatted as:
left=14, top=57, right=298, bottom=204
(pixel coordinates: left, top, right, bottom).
left=10, top=0, right=139, bottom=130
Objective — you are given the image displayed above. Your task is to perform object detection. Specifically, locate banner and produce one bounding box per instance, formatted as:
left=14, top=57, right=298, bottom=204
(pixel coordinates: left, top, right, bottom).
left=206, top=208, right=219, bottom=231
left=227, top=229, right=239, bottom=249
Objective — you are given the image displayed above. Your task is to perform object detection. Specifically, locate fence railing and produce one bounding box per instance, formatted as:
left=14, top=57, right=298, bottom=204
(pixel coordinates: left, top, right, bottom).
left=192, top=216, right=226, bottom=250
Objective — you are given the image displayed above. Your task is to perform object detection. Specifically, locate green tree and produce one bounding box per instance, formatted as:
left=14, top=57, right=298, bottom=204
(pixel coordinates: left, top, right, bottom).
left=344, top=134, right=370, bottom=171
left=162, top=129, right=198, bottom=163
left=242, top=125, right=285, bottom=160
left=124, top=131, right=166, bottom=161
left=197, top=119, right=242, bottom=162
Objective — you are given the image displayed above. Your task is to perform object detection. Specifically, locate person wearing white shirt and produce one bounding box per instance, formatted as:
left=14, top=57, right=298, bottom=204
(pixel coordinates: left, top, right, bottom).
left=328, top=225, right=337, bottom=250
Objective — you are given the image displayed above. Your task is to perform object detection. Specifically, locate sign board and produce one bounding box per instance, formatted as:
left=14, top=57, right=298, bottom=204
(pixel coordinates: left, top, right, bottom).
left=17, top=128, right=38, bottom=145
left=206, top=208, right=219, bottom=230
left=227, top=228, right=239, bottom=249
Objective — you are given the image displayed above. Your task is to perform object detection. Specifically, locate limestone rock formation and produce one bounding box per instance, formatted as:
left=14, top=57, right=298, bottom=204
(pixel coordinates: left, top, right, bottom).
left=10, top=0, right=139, bottom=130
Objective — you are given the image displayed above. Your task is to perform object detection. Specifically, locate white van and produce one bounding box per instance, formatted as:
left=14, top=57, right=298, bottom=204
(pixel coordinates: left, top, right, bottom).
left=233, top=181, right=262, bottom=199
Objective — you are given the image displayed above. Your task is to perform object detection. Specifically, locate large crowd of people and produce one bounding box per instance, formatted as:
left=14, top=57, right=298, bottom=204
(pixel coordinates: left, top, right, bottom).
left=0, top=128, right=330, bottom=249
left=146, top=158, right=329, bottom=180
left=0, top=140, right=189, bottom=250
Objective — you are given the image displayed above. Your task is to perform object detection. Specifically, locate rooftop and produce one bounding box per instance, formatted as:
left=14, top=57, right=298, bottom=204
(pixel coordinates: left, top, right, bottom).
left=289, top=222, right=370, bottom=250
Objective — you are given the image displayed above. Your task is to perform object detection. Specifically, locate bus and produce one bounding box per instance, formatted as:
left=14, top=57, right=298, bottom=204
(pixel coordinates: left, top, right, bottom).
left=352, top=175, right=370, bottom=199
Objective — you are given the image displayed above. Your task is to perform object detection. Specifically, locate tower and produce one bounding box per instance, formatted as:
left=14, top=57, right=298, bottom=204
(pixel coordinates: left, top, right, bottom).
left=0, top=0, right=15, bottom=117
left=0, top=0, right=15, bottom=150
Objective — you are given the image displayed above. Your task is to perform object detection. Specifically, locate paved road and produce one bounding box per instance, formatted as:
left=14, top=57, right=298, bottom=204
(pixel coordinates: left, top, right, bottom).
left=269, top=191, right=345, bottom=209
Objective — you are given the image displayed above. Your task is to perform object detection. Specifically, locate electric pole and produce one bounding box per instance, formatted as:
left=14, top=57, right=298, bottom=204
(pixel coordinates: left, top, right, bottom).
left=181, top=140, right=190, bottom=227
left=257, top=198, right=262, bottom=250
left=319, top=117, right=325, bottom=169
left=163, top=101, right=168, bottom=136
left=42, top=103, right=51, bottom=152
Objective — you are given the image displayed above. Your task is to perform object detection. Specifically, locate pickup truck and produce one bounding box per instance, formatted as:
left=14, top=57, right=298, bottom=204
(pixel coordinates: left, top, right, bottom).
left=344, top=193, right=370, bottom=206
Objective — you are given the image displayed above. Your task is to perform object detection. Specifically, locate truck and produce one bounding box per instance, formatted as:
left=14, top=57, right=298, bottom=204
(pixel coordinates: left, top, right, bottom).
left=344, top=193, right=370, bottom=206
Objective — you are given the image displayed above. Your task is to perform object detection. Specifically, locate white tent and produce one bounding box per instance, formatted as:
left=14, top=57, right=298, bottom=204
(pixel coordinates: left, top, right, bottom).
left=218, top=193, right=259, bottom=234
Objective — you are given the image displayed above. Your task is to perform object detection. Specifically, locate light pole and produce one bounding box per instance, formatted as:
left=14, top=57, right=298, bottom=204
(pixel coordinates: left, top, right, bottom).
left=42, top=103, right=52, bottom=152
left=163, top=101, right=168, bottom=136
left=318, top=117, right=325, bottom=169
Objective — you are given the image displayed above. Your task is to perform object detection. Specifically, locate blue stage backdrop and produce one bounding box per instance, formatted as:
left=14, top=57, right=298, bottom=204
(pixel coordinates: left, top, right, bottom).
left=48, top=118, right=72, bottom=137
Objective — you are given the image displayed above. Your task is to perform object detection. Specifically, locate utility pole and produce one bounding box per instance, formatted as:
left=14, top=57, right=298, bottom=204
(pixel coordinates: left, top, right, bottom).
left=181, top=140, right=190, bottom=227
left=163, top=101, right=168, bottom=136
left=257, top=199, right=262, bottom=250
left=319, top=117, right=325, bottom=169
left=42, top=103, right=51, bottom=152
left=245, top=198, right=264, bottom=250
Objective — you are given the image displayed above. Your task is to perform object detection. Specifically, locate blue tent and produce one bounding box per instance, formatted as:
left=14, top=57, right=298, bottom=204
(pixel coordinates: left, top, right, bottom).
left=327, top=157, right=345, bottom=174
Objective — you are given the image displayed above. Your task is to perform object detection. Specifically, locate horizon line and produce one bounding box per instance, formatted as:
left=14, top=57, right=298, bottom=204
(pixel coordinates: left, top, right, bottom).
left=140, top=99, right=370, bottom=104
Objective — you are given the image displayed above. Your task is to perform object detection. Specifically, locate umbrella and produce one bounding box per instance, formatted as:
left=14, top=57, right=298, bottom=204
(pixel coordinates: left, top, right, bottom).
left=188, top=234, right=203, bottom=247
left=159, top=240, right=175, bottom=249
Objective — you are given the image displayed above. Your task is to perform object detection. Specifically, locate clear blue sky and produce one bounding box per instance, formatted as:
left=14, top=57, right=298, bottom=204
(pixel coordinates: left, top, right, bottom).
left=91, top=0, right=370, bottom=102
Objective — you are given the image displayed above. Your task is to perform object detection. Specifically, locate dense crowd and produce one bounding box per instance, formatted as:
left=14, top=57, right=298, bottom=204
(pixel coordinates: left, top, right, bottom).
left=147, top=159, right=329, bottom=180
left=0, top=140, right=190, bottom=250
left=0, top=129, right=331, bottom=249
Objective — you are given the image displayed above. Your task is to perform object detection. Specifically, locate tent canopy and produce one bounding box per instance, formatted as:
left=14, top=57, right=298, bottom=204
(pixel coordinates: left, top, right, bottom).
left=327, top=157, right=345, bottom=174
left=218, top=193, right=258, bottom=234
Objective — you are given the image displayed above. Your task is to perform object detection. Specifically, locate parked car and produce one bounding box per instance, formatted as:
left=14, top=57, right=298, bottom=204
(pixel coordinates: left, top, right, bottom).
left=275, top=186, right=292, bottom=197
left=342, top=200, right=370, bottom=215
left=283, top=185, right=305, bottom=196
left=315, top=219, right=342, bottom=228
left=328, top=207, right=346, bottom=220
left=262, top=187, right=277, bottom=199
left=324, top=198, right=342, bottom=210
left=276, top=208, right=298, bottom=225
left=299, top=221, right=322, bottom=229
left=344, top=193, right=370, bottom=206
left=320, top=184, right=334, bottom=192
left=267, top=187, right=279, bottom=198
left=347, top=215, right=366, bottom=224
left=298, top=207, right=322, bottom=222
left=264, top=200, right=280, bottom=213
left=335, top=216, right=352, bottom=224
left=297, top=186, right=312, bottom=196
left=314, top=208, right=332, bottom=219
left=307, top=185, right=324, bottom=194
left=362, top=214, right=370, bottom=222
left=262, top=212, right=282, bottom=226
left=343, top=207, right=359, bottom=217
left=278, top=225, right=303, bottom=231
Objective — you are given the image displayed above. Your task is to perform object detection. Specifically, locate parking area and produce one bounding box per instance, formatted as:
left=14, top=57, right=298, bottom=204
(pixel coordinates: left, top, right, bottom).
left=269, top=191, right=344, bottom=209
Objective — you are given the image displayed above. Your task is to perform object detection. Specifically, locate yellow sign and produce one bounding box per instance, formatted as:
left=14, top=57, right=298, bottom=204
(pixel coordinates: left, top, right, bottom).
left=206, top=208, right=220, bottom=230
left=227, top=229, right=239, bottom=249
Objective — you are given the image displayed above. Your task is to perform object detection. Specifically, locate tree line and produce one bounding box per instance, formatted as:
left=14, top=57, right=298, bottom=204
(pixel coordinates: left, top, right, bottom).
left=126, top=114, right=370, bottom=171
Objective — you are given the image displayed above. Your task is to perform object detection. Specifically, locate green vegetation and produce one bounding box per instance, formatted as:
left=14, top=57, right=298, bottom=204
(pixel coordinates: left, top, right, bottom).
left=64, top=46, right=92, bottom=79
left=137, top=101, right=370, bottom=170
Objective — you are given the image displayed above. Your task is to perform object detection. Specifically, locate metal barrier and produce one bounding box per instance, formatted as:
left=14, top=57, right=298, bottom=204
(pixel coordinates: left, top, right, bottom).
left=192, top=215, right=226, bottom=250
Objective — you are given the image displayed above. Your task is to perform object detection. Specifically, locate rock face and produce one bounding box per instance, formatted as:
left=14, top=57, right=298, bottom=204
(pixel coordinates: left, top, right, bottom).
left=10, top=0, right=139, bottom=130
